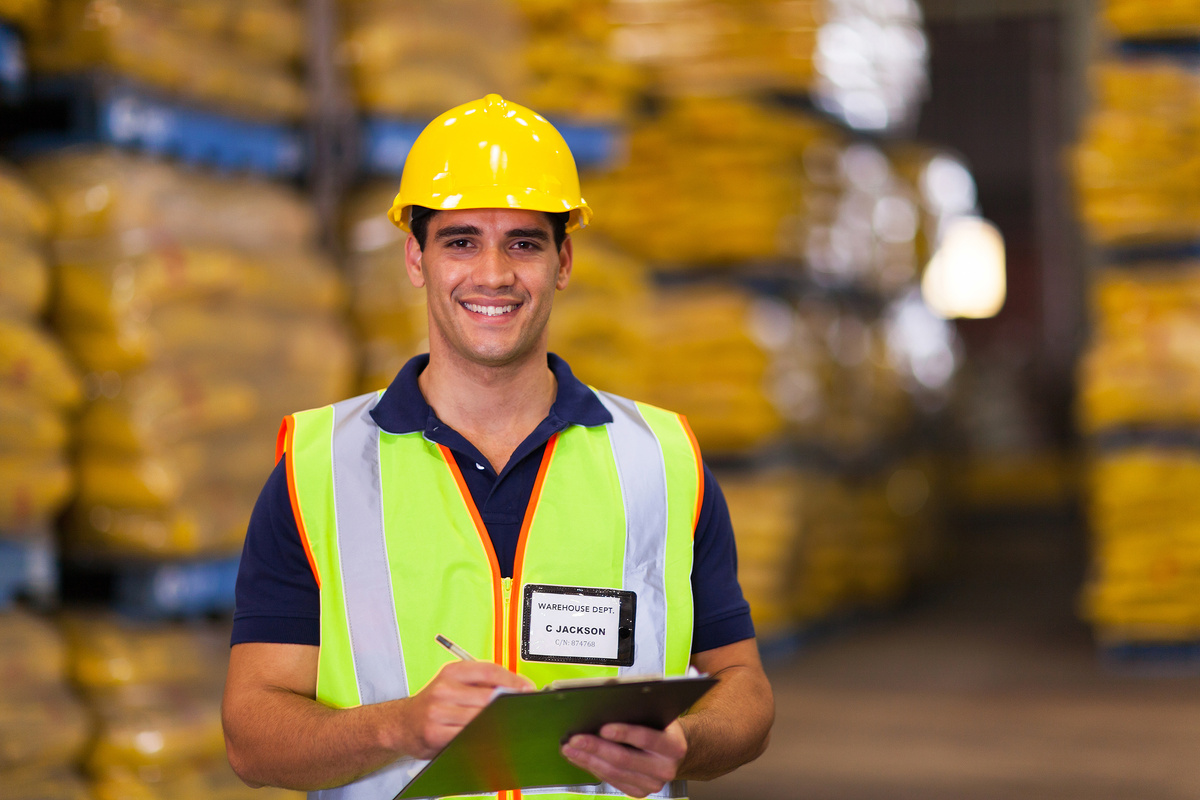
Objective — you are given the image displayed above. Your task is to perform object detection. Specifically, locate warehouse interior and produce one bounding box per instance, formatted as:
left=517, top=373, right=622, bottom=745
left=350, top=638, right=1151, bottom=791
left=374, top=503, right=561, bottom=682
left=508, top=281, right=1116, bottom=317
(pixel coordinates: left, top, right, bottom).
left=1, top=0, right=1199, bottom=798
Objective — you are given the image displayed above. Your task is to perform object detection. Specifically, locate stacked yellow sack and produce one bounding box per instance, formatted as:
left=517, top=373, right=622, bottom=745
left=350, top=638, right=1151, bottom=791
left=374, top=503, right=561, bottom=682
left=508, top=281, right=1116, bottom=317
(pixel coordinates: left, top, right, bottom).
left=548, top=233, right=652, bottom=398
left=607, top=0, right=823, bottom=97
left=1083, top=448, right=1200, bottom=641
left=24, top=149, right=355, bottom=558
left=1102, top=0, right=1200, bottom=39
left=794, top=462, right=933, bottom=623
left=0, top=0, right=46, bottom=29
left=776, top=304, right=912, bottom=454
left=717, top=469, right=805, bottom=639
left=637, top=287, right=786, bottom=454
left=1078, top=265, right=1200, bottom=432
left=1073, top=58, right=1200, bottom=246
left=341, top=181, right=427, bottom=392
left=63, top=613, right=304, bottom=800
left=586, top=97, right=839, bottom=266
left=27, top=0, right=306, bottom=119
left=0, top=161, right=80, bottom=535
left=512, top=0, right=644, bottom=123
left=339, top=0, right=525, bottom=117
left=0, top=611, right=91, bottom=798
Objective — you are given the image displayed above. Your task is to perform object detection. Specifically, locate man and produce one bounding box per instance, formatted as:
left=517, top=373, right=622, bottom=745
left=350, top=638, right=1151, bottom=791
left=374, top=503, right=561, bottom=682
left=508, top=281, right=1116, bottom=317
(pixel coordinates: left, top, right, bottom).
left=222, top=94, right=774, bottom=800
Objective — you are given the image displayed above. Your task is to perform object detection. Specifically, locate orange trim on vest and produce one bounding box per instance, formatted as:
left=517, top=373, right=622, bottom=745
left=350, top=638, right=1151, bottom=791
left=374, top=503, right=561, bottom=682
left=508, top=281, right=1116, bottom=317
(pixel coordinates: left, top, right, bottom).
left=679, top=416, right=704, bottom=538
left=275, top=416, right=291, bottom=464
left=280, top=415, right=321, bottom=589
left=438, top=443, right=504, bottom=666
left=509, top=433, right=559, bottom=672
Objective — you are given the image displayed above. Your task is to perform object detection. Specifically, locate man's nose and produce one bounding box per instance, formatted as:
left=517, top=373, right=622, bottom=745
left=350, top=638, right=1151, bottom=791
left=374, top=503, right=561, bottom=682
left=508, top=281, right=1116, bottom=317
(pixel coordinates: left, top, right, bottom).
left=474, top=244, right=515, bottom=288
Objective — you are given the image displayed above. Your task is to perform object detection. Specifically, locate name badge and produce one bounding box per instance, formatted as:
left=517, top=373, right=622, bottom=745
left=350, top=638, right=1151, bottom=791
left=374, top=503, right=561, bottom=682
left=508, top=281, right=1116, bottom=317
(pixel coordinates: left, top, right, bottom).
left=522, top=584, right=636, bottom=667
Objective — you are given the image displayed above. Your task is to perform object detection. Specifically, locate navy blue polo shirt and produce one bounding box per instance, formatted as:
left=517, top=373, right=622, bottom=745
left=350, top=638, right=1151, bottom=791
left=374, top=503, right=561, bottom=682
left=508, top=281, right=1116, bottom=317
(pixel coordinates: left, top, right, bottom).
left=232, top=353, right=754, bottom=653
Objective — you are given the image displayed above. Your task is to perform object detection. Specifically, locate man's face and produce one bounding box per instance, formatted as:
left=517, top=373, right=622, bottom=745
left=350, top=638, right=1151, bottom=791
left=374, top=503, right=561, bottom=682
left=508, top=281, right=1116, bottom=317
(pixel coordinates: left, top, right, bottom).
left=405, top=208, right=572, bottom=370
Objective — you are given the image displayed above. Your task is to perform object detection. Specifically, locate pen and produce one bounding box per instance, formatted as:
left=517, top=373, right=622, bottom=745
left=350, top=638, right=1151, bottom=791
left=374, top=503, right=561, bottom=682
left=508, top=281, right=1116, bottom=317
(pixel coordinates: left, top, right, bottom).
left=435, top=634, right=478, bottom=662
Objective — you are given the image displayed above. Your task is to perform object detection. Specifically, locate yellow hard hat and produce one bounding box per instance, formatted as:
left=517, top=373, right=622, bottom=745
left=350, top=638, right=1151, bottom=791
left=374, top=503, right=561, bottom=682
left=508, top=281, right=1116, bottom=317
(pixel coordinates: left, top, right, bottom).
left=388, top=94, right=593, bottom=233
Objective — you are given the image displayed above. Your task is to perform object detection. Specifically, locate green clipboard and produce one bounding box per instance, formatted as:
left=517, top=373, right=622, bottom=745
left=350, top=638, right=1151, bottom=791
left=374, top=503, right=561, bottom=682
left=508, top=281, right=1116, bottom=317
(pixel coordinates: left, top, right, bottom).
left=394, top=675, right=716, bottom=799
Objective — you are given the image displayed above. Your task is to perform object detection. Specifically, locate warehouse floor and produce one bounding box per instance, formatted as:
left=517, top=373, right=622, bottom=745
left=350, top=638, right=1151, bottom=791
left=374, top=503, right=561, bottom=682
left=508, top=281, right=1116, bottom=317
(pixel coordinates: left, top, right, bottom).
left=692, top=514, right=1200, bottom=800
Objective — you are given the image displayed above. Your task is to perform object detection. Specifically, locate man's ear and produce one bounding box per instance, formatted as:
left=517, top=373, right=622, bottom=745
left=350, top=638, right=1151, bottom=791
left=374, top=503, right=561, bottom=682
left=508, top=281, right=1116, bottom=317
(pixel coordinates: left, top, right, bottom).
left=404, top=234, right=426, bottom=288
left=556, top=235, right=573, bottom=291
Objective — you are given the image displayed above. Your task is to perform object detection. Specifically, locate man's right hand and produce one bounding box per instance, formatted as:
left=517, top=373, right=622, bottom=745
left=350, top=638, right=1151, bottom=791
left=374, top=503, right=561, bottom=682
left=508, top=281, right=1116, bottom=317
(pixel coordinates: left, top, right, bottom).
left=399, top=661, right=535, bottom=759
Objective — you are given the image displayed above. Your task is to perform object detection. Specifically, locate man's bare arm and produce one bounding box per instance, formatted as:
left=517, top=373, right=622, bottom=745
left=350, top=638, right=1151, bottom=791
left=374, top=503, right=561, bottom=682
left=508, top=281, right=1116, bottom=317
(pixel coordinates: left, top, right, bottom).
left=561, top=638, right=774, bottom=796
left=678, top=637, right=774, bottom=780
left=222, top=642, right=533, bottom=791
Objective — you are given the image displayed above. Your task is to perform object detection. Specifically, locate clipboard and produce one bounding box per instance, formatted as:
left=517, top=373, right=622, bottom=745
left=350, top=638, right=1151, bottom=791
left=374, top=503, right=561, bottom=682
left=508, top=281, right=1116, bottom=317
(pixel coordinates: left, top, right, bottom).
left=394, top=675, right=716, bottom=799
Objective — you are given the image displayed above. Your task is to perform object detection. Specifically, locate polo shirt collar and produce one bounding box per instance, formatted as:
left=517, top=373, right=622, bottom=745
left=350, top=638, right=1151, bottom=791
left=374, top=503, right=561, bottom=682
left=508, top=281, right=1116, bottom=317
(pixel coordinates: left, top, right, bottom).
left=369, top=352, right=613, bottom=436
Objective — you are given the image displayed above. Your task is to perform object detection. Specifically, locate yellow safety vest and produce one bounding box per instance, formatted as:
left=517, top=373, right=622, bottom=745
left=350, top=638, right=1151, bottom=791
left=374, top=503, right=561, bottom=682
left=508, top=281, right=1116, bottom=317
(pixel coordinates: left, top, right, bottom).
left=279, top=387, right=703, bottom=800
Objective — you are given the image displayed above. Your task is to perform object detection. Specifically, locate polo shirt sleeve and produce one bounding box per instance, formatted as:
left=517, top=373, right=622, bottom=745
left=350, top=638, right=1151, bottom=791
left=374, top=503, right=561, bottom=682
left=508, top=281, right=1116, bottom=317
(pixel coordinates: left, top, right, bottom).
left=231, top=458, right=321, bottom=646
left=690, top=463, right=756, bottom=653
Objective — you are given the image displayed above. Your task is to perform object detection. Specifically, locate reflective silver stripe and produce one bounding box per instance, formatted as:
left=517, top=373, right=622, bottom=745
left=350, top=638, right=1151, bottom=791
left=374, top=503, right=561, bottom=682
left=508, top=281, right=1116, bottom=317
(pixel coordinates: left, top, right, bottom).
left=332, top=393, right=408, bottom=704
left=523, top=779, right=687, bottom=798
left=595, top=390, right=670, bottom=677
left=317, top=393, right=428, bottom=800
left=310, top=758, right=427, bottom=800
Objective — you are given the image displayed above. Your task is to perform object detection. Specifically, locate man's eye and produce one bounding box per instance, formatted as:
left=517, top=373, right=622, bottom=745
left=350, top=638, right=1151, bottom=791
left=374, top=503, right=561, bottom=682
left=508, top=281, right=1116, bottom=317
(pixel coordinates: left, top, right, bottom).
left=514, top=240, right=541, bottom=250
left=449, top=239, right=471, bottom=247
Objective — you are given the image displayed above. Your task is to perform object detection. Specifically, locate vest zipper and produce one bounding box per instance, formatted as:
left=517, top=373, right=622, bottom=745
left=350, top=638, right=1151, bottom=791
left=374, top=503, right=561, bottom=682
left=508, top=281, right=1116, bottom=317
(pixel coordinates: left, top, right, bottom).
left=501, top=576, right=513, bottom=668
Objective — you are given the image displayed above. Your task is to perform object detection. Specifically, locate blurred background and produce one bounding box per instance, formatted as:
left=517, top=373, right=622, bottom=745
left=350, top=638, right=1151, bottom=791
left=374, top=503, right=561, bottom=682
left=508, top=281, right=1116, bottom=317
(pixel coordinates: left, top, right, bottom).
left=0, top=0, right=1199, bottom=798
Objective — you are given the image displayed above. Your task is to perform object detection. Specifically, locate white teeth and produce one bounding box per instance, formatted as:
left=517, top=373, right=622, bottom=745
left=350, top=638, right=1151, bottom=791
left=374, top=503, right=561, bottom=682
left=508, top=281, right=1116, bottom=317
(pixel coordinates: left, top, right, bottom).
left=463, top=303, right=516, bottom=316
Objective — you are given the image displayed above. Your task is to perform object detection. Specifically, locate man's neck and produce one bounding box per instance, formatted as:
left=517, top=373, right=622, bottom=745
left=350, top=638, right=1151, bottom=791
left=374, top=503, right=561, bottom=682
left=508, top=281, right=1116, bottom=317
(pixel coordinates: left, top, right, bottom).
left=418, top=348, right=557, bottom=473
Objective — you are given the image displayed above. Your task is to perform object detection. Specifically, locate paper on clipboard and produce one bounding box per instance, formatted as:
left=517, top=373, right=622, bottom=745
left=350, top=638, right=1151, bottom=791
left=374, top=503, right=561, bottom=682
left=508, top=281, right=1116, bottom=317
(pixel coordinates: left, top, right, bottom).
left=393, top=674, right=716, bottom=799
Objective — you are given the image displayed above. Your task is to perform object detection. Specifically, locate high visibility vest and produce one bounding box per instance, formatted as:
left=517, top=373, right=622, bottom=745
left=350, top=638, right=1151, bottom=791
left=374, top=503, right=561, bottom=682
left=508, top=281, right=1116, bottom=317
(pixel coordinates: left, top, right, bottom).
left=278, top=387, right=704, bottom=800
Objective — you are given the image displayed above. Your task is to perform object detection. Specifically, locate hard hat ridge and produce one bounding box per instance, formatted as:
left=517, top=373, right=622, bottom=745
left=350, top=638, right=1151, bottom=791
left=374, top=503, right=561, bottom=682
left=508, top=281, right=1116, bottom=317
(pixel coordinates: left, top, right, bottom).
left=388, top=94, right=593, bottom=233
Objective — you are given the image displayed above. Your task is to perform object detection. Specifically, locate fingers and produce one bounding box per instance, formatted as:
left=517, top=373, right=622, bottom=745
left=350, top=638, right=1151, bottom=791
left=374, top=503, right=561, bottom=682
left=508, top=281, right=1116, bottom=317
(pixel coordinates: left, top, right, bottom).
left=560, top=723, right=687, bottom=798
left=439, top=660, right=535, bottom=692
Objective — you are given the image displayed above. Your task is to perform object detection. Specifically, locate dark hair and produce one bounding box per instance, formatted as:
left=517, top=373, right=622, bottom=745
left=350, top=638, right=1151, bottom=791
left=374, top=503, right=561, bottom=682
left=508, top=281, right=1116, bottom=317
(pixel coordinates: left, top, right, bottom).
left=408, top=206, right=570, bottom=251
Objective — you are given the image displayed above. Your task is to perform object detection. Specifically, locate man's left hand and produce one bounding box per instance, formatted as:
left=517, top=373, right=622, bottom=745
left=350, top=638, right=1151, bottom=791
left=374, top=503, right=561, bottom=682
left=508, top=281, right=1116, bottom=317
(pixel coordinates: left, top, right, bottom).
left=561, top=719, right=688, bottom=798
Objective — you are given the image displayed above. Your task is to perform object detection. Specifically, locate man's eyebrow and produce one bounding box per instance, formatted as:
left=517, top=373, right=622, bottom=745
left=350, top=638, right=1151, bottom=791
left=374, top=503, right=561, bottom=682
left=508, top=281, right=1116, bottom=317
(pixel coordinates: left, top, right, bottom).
left=506, top=227, right=550, bottom=241
left=434, top=224, right=482, bottom=241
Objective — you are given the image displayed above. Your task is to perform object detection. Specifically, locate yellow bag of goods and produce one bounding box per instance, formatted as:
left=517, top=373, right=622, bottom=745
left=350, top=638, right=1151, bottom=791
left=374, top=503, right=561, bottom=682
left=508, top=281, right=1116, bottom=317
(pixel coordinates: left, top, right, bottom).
left=172, top=0, right=304, bottom=65
left=1083, top=448, right=1200, bottom=638
left=1072, top=59, right=1200, bottom=246
left=65, top=487, right=256, bottom=557
left=0, top=237, right=51, bottom=318
left=634, top=288, right=785, bottom=453
left=54, top=241, right=345, bottom=328
left=0, top=609, right=69, bottom=685
left=0, top=317, right=81, bottom=408
left=0, top=453, right=72, bottom=531
left=341, top=0, right=525, bottom=115
left=0, top=388, right=70, bottom=454
left=24, top=149, right=318, bottom=247
left=1103, top=0, right=1200, bottom=38
left=59, top=302, right=351, bottom=376
left=75, top=372, right=260, bottom=454
left=1, top=767, right=93, bottom=800
left=63, top=614, right=230, bottom=691
left=93, top=763, right=305, bottom=800
left=717, top=469, right=805, bottom=638
left=0, top=682, right=91, bottom=772
left=0, top=161, right=52, bottom=239
left=28, top=0, right=306, bottom=119
left=1079, top=265, right=1200, bottom=431
left=85, top=683, right=226, bottom=779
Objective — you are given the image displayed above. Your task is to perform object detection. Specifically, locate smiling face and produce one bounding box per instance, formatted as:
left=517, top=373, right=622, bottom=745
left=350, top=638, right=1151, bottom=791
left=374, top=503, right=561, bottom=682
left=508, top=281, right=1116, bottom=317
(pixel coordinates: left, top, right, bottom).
left=405, top=208, right=573, bottom=371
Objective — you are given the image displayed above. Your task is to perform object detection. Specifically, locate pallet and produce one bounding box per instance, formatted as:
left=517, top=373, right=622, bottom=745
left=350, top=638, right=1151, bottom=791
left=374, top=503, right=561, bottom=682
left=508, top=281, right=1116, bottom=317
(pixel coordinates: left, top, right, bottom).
left=1100, top=640, right=1200, bottom=675
left=0, top=532, right=58, bottom=608
left=11, top=74, right=305, bottom=177
left=61, top=553, right=241, bottom=619
left=0, top=22, right=24, bottom=102
left=360, top=116, right=626, bottom=176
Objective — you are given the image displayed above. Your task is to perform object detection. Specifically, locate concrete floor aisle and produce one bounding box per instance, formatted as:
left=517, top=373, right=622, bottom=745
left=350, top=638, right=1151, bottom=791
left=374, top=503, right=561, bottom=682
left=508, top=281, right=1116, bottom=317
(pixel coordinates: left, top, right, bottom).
left=692, top=515, right=1200, bottom=800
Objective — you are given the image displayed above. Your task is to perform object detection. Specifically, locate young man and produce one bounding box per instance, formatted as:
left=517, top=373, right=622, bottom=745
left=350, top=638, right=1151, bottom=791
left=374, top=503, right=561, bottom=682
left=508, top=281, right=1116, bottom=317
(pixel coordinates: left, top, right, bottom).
left=222, top=94, right=774, bottom=800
